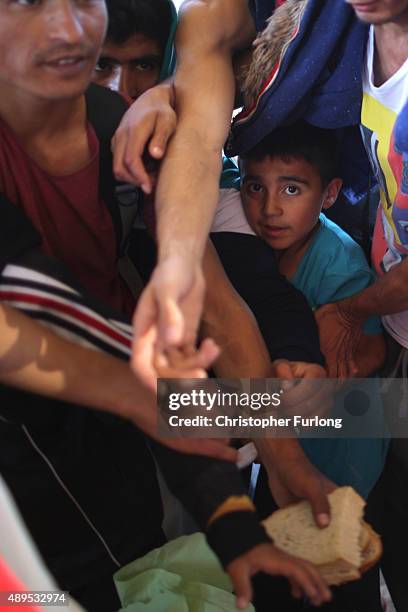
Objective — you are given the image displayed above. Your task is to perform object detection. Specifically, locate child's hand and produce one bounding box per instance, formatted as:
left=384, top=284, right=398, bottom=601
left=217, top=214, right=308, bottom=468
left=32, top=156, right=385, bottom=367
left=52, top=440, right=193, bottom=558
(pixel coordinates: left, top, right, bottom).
left=154, top=338, right=220, bottom=379
left=226, top=543, right=332, bottom=609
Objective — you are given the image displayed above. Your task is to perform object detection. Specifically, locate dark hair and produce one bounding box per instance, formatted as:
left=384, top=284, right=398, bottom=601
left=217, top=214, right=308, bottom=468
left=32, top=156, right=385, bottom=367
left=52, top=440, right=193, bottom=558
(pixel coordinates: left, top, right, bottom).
left=242, top=121, right=340, bottom=186
left=105, top=0, right=173, bottom=53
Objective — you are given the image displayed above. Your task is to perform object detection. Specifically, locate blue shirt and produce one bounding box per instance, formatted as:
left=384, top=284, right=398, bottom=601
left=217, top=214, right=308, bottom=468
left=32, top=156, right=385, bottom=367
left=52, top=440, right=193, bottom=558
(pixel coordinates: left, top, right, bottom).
left=292, top=214, right=388, bottom=498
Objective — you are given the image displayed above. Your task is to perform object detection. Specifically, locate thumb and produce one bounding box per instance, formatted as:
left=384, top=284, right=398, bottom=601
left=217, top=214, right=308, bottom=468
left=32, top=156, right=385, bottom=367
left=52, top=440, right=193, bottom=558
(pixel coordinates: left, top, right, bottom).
left=272, top=359, right=295, bottom=391
left=308, top=477, right=331, bottom=528
left=159, top=298, right=185, bottom=347
left=227, top=562, right=253, bottom=610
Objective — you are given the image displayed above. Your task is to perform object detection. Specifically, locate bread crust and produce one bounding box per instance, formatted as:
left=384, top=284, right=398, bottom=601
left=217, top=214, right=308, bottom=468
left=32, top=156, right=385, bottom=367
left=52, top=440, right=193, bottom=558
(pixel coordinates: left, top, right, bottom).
left=262, top=488, right=382, bottom=586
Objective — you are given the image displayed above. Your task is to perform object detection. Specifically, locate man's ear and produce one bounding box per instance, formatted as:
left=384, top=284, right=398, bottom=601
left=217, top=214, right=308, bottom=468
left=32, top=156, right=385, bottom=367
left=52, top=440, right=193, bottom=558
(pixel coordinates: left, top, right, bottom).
left=322, top=178, right=342, bottom=210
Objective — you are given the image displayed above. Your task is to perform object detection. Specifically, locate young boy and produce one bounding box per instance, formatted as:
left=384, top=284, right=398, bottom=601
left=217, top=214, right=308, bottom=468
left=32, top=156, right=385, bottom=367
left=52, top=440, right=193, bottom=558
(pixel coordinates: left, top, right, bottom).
left=241, top=122, right=390, bottom=498
left=212, top=122, right=388, bottom=499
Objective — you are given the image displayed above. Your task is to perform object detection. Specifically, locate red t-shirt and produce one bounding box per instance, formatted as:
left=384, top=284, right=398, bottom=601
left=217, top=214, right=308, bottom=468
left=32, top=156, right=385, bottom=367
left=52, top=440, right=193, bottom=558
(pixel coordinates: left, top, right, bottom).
left=0, top=118, right=135, bottom=316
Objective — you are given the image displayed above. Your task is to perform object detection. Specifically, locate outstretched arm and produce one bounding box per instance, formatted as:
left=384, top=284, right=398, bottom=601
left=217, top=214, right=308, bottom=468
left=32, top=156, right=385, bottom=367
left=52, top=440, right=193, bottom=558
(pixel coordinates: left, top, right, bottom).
left=131, top=0, right=256, bottom=382
left=0, top=303, right=236, bottom=462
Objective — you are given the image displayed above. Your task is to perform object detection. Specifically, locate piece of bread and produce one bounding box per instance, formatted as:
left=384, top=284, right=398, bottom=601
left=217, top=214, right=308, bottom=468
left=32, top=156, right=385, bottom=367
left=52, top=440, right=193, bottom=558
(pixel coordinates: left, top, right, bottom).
left=262, top=486, right=381, bottom=586
left=360, top=523, right=382, bottom=573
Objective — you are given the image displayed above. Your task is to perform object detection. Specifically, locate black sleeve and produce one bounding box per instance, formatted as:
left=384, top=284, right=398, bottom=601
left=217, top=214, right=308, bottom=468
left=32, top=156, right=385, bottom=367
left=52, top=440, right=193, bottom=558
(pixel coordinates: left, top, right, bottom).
left=150, top=441, right=270, bottom=566
left=0, top=193, right=42, bottom=273
left=210, top=232, right=324, bottom=365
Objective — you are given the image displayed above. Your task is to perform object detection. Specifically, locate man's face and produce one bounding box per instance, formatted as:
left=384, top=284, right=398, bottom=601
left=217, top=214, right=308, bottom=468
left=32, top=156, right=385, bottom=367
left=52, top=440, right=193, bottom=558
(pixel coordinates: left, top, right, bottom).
left=0, top=0, right=107, bottom=101
left=93, top=33, right=162, bottom=100
left=346, top=0, right=408, bottom=24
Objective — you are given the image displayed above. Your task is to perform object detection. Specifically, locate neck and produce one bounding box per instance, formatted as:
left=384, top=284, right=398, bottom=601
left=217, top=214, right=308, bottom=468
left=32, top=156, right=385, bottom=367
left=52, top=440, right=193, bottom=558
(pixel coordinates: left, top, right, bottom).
left=0, top=84, right=85, bottom=144
left=374, top=20, right=408, bottom=84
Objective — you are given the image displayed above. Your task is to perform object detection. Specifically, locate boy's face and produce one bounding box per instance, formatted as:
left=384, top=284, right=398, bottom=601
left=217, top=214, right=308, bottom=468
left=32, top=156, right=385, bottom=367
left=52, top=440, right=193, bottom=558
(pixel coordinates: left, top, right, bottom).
left=346, top=0, right=408, bottom=24
left=241, top=156, right=338, bottom=251
left=93, top=33, right=162, bottom=100
left=0, top=0, right=107, bottom=102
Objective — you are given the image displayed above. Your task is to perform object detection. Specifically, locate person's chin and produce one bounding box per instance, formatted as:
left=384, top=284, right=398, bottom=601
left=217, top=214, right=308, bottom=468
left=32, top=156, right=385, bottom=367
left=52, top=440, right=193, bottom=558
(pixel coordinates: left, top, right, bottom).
left=350, top=2, right=392, bottom=23
left=261, top=235, right=290, bottom=250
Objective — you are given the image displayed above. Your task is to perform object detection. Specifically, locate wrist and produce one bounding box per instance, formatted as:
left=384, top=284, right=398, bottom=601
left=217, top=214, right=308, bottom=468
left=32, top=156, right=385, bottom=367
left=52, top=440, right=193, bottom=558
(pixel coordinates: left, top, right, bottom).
left=336, top=295, right=367, bottom=326
left=108, top=364, right=155, bottom=424
left=158, top=242, right=204, bottom=265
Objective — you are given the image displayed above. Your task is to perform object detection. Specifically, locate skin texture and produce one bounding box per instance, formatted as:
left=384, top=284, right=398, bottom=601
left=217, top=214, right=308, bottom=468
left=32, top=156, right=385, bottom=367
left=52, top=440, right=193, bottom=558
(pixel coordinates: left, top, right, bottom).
left=93, top=33, right=162, bottom=99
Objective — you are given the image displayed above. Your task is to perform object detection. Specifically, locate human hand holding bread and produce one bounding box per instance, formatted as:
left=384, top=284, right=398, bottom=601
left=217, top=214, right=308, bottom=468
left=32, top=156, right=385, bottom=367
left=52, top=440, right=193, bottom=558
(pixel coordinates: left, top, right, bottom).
left=256, top=438, right=336, bottom=527
left=263, top=487, right=382, bottom=586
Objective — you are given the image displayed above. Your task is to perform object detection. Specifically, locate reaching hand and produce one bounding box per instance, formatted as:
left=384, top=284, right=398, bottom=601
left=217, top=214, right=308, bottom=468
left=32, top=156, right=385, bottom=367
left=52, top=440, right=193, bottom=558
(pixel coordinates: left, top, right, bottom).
left=257, top=438, right=336, bottom=528
left=315, top=301, right=362, bottom=378
left=154, top=340, right=220, bottom=380
left=268, top=449, right=336, bottom=528
left=132, top=256, right=207, bottom=390
left=227, top=543, right=332, bottom=609
left=112, top=80, right=177, bottom=192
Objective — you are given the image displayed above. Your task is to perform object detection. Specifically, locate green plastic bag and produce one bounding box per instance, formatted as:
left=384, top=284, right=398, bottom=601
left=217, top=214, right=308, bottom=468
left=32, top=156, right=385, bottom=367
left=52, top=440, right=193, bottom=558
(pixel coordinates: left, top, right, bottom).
left=114, top=533, right=254, bottom=612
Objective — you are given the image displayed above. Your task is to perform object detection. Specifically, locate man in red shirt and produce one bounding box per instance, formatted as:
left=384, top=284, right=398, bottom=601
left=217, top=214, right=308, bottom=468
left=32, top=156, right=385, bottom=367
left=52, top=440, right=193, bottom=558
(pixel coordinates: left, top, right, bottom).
left=0, top=0, right=135, bottom=314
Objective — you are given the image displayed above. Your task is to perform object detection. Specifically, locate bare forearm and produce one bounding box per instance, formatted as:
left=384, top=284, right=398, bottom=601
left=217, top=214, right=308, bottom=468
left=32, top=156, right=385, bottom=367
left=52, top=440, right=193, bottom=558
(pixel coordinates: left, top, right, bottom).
left=342, top=258, right=408, bottom=321
left=156, top=0, right=254, bottom=262
left=0, top=304, right=153, bottom=423
left=201, top=241, right=272, bottom=377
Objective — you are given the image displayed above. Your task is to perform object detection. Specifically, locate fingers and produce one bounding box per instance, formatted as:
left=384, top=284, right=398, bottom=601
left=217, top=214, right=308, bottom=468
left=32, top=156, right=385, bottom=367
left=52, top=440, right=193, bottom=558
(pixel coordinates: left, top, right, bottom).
left=305, top=475, right=331, bottom=528
left=131, top=290, right=159, bottom=391
left=158, top=297, right=185, bottom=347
left=271, top=359, right=295, bottom=390
left=148, top=108, right=177, bottom=159
left=166, top=338, right=220, bottom=372
left=288, top=578, right=302, bottom=600
left=281, top=559, right=331, bottom=607
left=112, top=123, right=153, bottom=192
left=132, top=326, right=158, bottom=391
left=227, top=561, right=253, bottom=610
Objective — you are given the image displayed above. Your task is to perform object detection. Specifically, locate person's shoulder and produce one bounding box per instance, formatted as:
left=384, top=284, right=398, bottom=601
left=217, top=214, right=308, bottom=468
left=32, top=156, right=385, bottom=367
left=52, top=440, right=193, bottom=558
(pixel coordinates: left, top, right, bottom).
left=317, top=214, right=369, bottom=272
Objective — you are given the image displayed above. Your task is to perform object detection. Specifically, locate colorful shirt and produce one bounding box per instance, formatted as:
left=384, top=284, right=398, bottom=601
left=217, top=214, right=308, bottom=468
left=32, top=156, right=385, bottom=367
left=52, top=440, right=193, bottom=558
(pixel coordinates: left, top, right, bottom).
left=290, top=213, right=387, bottom=497
left=361, top=26, right=408, bottom=347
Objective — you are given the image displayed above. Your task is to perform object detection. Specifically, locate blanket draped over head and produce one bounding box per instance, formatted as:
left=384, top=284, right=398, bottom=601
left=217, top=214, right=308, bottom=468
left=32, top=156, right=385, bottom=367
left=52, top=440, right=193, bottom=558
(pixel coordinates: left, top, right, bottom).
left=227, top=0, right=408, bottom=204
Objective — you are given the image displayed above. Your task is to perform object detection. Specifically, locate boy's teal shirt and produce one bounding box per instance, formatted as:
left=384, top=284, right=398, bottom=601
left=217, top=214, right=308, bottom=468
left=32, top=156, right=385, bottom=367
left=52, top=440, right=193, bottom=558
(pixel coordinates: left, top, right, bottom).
left=292, top=213, right=381, bottom=334
left=290, top=213, right=388, bottom=498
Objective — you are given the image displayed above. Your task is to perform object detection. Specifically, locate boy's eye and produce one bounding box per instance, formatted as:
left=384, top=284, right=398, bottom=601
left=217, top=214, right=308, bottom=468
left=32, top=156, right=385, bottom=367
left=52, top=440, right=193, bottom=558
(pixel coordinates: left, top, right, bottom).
left=284, top=185, right=300, bottom=196
left=247, top=183, right=264, bottom=195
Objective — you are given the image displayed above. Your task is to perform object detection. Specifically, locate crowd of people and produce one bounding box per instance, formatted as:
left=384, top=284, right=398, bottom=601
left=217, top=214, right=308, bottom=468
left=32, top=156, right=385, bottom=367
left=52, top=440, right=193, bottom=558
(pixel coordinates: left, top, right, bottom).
left=0, top=0, right=407, bottom=611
